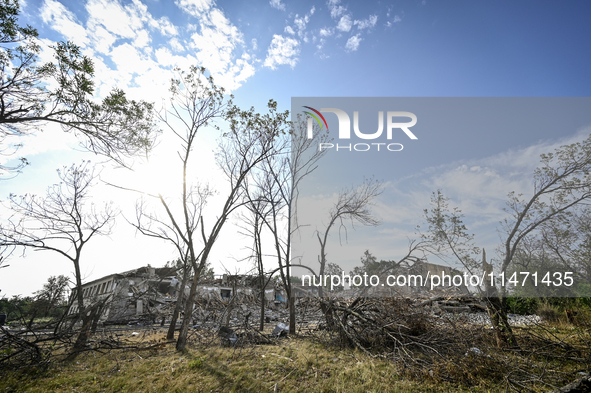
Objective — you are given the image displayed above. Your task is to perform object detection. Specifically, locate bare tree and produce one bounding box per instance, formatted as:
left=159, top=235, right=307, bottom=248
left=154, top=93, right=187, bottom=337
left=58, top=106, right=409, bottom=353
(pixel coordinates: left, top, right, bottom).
left=316, top=177, right=383, bottom=298
left=491, top=134, right=591, bottom=345
left=421, top=134, right=591, bottom=347
left=421, top=191, right=518, bottom=347
left=0, top=161, right=116, bottom=354
left=129, top=66, right=224, bottom=349
left=237, top=198, right=269, bottom=331
left=130, top=66, right=284, bottom=351
left=246, top=114, right=329, bottom=334
left=420, top=190, right=481, bottom=275
left=534, top=208, right=591, bottom=287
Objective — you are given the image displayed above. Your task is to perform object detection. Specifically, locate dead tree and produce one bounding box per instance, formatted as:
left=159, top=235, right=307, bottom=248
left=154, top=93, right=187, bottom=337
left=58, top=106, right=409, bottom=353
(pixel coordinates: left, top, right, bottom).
left=237, top=199, right=269, bottom=331
left=245, top=114, right=329, bottom=334
left=130, top=67, right=284, bottom=351
left=316, top=178, right=383, bottom=295
left=0, top=161, right=116, bottom=355
left=312, top=178, right=383, bottom=328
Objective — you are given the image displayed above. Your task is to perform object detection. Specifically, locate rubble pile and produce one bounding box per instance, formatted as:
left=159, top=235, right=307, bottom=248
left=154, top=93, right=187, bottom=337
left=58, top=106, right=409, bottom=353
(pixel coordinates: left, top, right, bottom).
left=192, top=294, right=324, bottom=332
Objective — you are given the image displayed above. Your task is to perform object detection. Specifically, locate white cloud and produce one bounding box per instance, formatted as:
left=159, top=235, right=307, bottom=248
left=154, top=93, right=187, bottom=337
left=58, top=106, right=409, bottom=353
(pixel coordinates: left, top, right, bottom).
left=189, top=10, right=243, bottom=75
left=394, top=15, right=402, bottom=23
left=285, top=26, right=295, bottom=35
left=319, top=27, right=334, bottom=37
left=109, top=43, right=152, bottom=75
left=327, top=0, right=346, bottom=19
left=155, top=47, right=196, bottom=69
left=175, top=0, right=214, bottom=17
left=169, top=37, right=184, bottom=52
left=337, top=15, right=352, bottom=32
left=293, top=7, right=315, bottom=42
left=133, top=27, right=151, bottom=48
left=42, top=0, right=254, bottom=104
left=354, top=15, right=377, bottom=30
left=151, top=16, right=179, bottom=37
left=86, top=0, right=143, bottom=41
left=345, top=34, right=361, bottom=51
left=263, top=34, right=300, bottom=69
left=269, top=0, right=285, bottom=11
left=83, top=0, right=184, bottom=51
left=404, top=131, right=591, bottom=226
left=40, top=0, right=89, bottom=46
left=316, top=38, right=326, bottom=51
left=294, top=15, right=307, bottom=32
left=251, top=38, right=258, bottom=50
left=218, top=53, right=256, bottom=90
left=179, top=5, right=255, bottom=91
left=90, top=25, right=117, bottom=54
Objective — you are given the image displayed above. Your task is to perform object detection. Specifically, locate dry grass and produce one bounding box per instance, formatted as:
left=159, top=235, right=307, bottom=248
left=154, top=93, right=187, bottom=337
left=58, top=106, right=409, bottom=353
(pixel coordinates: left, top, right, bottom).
left=2, top=309, right=591, bottom=393
left=0, top=332, right=490, bottom=393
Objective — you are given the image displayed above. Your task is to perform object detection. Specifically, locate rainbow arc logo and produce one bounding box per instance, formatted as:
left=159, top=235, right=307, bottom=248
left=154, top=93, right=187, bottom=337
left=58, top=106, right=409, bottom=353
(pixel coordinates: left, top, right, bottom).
left=302, top=106, right=329, bottom=130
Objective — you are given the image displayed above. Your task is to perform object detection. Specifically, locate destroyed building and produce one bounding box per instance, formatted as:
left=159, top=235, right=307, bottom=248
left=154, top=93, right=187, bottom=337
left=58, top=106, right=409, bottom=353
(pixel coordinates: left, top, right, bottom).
left=67, top=265, right=178, bottom=323
left=329, top=260, right=471, bottom=298
left=66, top=266, right=294, bottom=324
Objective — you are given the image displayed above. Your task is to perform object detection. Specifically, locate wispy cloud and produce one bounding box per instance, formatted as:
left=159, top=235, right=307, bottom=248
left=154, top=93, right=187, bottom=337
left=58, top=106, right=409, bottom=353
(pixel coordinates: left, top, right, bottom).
left=354, top=15, right=377, bottom=30
left=174, top=0, right=214, bottom=17
left=293, top=6, right=315, bottom=42
left=377, top=130, right=591, bottom=231
left=41, top=0, right=89, bottom=46
left=327, top=0, right=346, bottom=19
left=319, top=27, right=334, bottom=37
left=337, top=15, right=352, bottom=32
left=269, top=0, right=285, bottom=11
left=345, top=34, right=361, bottom=51
left=263, top=34, right=300, bottom=69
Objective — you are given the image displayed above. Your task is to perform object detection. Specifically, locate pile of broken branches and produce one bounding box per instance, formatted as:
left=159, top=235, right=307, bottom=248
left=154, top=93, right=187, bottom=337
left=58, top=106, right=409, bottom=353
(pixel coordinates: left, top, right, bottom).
left=318, top=297, right=591, bottom=391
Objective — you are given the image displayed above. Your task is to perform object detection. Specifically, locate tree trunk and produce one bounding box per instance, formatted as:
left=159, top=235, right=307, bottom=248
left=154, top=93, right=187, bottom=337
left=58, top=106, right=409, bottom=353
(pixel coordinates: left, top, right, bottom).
left=259, top=287, right=265, bottom=331
left=485, top=296, right=516, bottom=347
left=167, top=272, right=188, bottom=340
left=289, top=296, right=296, bottom=334
left=317, top=271, right=335, bottom=331
left=320, top=300, right=336, bottom=330
left=176, top=273, right=199, bottom=351
left=53, top=302, right=71, bottom=335
left=69, top=305, right=99, bottom=360
left=482, top=250, right=518, bottom=348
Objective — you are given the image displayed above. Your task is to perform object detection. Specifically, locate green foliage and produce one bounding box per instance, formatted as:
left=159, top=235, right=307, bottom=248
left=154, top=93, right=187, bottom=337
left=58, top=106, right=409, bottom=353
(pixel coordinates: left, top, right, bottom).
left=290, top=276, right=302, bottom=284
left=0, top=295, right=34, bottom=322
left=419, top=190, right=480, bottom=273
left=0, top=0, right=157, bottom=174
left=188, top=357, right=205, bottom=369
left=0, top=275, right=69, bottom=323
left=0, top=0, right=36, bottom=44
left=501, top=134, right=591, bottom=279
left=322, top=262, right=344, bottom=290
left=505, top=297, right=539, bottom=315
left=349, top=250, right=401, bottom=285
left=32, top=275, right=69, bottom=318
left=199, top=261, right=215, bottom=282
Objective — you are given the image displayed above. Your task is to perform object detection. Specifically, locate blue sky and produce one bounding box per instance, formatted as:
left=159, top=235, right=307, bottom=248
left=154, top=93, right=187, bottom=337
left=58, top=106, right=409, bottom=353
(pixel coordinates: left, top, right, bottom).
left=1, top=0, right=591, bottom=297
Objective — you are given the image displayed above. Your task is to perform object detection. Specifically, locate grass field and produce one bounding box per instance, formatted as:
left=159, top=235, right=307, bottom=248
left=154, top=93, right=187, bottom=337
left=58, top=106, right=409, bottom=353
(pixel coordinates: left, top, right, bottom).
left=2, top=313, right=590, bottom=393
left=0, top=331, right=499, bottom=393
